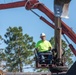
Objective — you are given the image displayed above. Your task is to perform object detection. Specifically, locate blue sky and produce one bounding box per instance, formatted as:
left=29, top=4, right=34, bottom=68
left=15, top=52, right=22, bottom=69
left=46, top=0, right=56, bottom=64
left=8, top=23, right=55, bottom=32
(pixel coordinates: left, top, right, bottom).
left=0, top=0, right=76, bottom=42
left=0, top=0, right=76, bottom=72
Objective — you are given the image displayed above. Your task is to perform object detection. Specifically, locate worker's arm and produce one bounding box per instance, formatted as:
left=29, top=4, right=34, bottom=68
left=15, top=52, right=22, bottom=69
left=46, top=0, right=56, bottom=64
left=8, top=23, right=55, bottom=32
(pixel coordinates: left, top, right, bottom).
left=49, top=47, right=52, bottom=50
left=48, top=41, right=52, bottom=50
left=35, top=42, right=39, bottom=53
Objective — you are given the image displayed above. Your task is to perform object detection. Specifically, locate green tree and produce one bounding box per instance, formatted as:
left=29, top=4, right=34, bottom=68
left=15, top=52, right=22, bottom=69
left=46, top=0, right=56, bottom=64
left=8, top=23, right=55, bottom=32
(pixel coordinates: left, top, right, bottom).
left=0, top=35, right=2, bottom=67
left=0, top=35, right=2, bottom=39
left=0, top=35, right=6, bottom=69
left=0, top=35, right=3, bottom=45
left=4, top=26, right=35, bottom=72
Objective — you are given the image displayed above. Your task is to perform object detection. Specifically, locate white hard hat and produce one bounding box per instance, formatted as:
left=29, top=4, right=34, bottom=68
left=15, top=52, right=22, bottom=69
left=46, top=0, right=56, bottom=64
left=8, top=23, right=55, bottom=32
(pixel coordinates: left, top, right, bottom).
left=40, top=33, right=46, bottom=37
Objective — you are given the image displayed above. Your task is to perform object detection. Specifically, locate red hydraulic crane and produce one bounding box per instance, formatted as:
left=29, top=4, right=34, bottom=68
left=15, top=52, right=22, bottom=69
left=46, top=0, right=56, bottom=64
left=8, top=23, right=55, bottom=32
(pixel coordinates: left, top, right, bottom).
left=0, top=0, right=75, bottom=56
left=0, top=0, right=76, bottom=73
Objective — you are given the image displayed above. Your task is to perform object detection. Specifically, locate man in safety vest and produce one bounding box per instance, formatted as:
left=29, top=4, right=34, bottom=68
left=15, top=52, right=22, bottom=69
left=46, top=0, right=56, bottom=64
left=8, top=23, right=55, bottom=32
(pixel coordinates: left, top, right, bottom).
left=35, top=33, right=52, bottom=64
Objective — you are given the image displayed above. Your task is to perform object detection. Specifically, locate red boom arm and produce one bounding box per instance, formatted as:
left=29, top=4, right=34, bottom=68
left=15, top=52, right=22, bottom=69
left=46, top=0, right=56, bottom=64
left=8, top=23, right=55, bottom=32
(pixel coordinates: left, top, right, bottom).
left=0, top=0, right=76, bottom=55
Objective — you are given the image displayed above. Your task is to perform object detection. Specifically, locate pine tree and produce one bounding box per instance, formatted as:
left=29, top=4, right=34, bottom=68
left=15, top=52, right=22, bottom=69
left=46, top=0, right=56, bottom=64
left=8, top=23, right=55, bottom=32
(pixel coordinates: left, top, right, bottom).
left=4, top=26, right=35, bottom=72
left=0, top=35, right=5, bottom=69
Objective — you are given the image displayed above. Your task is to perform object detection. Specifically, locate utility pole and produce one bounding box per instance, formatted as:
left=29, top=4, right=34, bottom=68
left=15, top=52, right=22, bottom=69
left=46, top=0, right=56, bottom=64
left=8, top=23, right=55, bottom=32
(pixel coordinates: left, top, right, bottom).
left=54, top=17, right=62, bottom=60
left=54, top=0, right=71, bottom=64
left=54, top=0, right=63, bottom=63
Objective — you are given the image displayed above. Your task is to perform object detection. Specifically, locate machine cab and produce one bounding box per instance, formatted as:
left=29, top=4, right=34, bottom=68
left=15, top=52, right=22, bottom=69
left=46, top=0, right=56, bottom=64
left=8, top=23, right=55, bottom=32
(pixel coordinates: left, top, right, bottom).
left=34, top=49, right=68, bottom=73
left=34, top=50, right=52, bottom=68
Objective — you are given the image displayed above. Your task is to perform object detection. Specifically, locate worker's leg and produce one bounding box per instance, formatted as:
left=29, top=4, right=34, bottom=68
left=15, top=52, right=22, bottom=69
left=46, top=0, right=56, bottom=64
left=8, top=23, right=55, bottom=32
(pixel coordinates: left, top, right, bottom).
left=44, top=54, right=52, bottom=64
left=37, top=52, right=43, bottom=64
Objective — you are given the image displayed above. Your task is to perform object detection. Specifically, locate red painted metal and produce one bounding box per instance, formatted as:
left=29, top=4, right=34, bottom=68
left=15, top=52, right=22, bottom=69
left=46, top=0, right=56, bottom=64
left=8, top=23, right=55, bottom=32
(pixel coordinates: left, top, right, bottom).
left=69, top=44, right=76, bottom=56
left=40, top=16, right=55, bottom=29
left=25, top=0, right=39, bottom=10
left=0, top=0, right=76, bottom=55
left=0, top=1, right=25, bottom=9
left=36, top=4, right=76, bottom=44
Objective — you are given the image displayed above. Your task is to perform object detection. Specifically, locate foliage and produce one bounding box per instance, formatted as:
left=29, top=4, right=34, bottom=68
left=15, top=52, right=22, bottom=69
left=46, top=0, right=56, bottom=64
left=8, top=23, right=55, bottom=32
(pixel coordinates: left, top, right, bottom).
left=0, top=35, right=6, bottom=69
left=0, top=35, right=3, bottom=45
left=4, top=26, right=35, bottom=72
left=0, top=35, right=2, bottom=39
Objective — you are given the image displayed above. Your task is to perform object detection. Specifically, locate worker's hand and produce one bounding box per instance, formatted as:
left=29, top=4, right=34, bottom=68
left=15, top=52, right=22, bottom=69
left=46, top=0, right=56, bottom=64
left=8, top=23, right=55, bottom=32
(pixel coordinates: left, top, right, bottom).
left=49, top=47, right=52, bottom=50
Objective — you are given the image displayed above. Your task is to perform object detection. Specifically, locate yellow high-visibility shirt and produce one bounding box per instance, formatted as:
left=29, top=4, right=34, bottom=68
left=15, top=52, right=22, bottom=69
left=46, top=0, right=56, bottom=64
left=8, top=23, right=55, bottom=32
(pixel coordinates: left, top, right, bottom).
left=36, top=40, right=52, bottom=52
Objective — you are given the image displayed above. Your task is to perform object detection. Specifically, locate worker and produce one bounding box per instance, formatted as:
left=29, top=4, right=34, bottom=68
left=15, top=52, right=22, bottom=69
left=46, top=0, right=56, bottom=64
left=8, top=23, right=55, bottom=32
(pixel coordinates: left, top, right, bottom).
left=35, top=33, right=52, bottom=64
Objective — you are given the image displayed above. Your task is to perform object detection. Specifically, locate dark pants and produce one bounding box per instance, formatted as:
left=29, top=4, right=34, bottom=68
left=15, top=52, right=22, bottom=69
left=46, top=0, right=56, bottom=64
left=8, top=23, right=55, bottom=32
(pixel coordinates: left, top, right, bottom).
left=38, top=51, right=52, bottom=64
